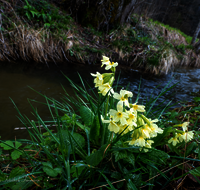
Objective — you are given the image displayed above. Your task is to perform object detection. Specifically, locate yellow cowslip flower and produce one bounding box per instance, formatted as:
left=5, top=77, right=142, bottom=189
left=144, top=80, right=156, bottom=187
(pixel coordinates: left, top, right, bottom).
left=143, top=140, right=154, bottom=152
left=141, top=117, right=163, bottom=138
left=141, top=127, right=151, bottom=139
left=102, top=119, right=120, bottom=133
left=98, top=83, right=114, bottom=96
left=128, top=137, right=137, bottom=146
left=126, top=110, right=137, bottom=127
left=105, top=61, right=118, bottom=70
left=134, top=137, right=146, bottom=147
left=101, top=56, right=110, bottom=66
left=168, top=136, right=179, bottom=146
left=91, top=72, right=103, bottom=87
left=181, top=122, right=190, bottom=131
left=149, top=124, right=163, bottom=137
left=109, top=102, right=128, bottom=125
left=130, top=103, right=145, bottom=112
left=179, top=131, right=194, bottom=142
left=113, top=89, right=133, bottom=107
left=119, top=123, right=135, bottom=135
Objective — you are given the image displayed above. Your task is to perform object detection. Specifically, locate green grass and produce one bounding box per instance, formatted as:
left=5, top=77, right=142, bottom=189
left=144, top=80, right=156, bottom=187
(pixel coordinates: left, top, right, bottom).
left=0, top=57, right=199, bottom=189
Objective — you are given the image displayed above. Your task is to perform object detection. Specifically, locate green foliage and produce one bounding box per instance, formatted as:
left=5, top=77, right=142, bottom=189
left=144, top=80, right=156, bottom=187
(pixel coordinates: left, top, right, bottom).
left=42, top=162, right=62, bottom=177
left=1, top=57, right=199, bottom=189
left=176, top=44, right=186, bottom=54
left=17, top=0, right=72, bottom=30
left=0, top=140, right=23, bottom=160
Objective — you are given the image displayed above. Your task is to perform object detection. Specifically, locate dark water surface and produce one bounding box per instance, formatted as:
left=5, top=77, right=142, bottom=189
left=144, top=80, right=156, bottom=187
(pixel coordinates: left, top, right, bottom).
left=0, top=62, right=199, bottom=140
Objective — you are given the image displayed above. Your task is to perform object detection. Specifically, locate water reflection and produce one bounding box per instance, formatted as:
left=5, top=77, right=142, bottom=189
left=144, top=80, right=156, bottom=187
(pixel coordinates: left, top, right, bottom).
left=0, top=62, right=199, bottom=140
left=118, top=67, right=200, bottom=106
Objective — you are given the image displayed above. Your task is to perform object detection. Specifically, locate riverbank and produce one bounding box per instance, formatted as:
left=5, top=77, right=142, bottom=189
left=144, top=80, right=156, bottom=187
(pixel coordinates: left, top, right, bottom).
left=0, top=55, right=200, bottom=189
left=0, top=0, right=199, bottom=75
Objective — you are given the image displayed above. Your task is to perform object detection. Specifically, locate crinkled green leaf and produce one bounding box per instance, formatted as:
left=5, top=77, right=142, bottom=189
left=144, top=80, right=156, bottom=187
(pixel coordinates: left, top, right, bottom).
left=9, top=166, right=25, bottom=179
left=127, top=154, right=135, bottom=167
left=86, top=144, right=108, bottom=166
left=11, top=181, right=33, bottom=190
left=90, top=115, right=100, bottom=143
left=141, top=149, right=170, bottom=165
left=114, top=150, right=127, bottom=162
left=80, top=106, right=94, bottom=126
left=58, top=130, right=85, bottom=149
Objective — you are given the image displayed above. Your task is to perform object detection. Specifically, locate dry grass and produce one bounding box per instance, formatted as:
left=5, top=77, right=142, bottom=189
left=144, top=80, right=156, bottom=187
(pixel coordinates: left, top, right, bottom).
left=0, top=0, right=200, bottom=75
left=0, top=0, right=75, bottom=65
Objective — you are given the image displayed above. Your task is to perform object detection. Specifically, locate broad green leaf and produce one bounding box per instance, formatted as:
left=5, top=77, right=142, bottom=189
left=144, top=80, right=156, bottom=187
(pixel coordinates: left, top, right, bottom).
left=54, top=167, right=62, bottom=174
left=75, top=121, right=90, bottom=131
left=11, top=181, right=33, bottom=190
left=0, top=141, right=14, bottom=150
left=113, top=150, right=127, bottom=162
left=11, top=150, right=23, bottom=160
left=9, top=167, right=25, bottom=179
left=90, top=115, right=100, bottom=143
left=79, top=106, right=94, bottom=126
left=58, top=130, right=85, bottom=149
left=86, top=144, right=108, bottom=166
left=43, top=166, right=58, bottom=177
left=42, top=162, right=53, bottom=169
left=141, top=149, right=170, bottom=165
left=190, top=167, right=200, bottom=177
left=127, top=154, right=135, bottom=167
left=42, top=162, right=61, bottom=177
left=70, top=165, right=85, bottom=178
left=0, top=148, right=2, bottom=156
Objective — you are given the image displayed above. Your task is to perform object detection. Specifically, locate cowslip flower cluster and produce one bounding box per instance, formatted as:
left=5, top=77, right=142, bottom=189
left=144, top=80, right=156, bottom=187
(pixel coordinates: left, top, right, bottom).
left=168, top=122, right=194, bottom=146
left=91, top=56, right=117, bottom=96
left=91, top=56, right=165, bottom=152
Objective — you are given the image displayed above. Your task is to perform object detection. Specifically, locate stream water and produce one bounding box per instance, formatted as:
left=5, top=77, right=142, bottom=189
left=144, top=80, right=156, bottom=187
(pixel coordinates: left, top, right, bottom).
left=0, top=62, right=199, bottom=140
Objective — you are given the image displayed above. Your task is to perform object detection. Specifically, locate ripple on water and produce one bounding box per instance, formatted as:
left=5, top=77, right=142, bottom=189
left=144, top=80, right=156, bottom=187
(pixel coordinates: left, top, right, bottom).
left=0, top=63, right=199, bottom=140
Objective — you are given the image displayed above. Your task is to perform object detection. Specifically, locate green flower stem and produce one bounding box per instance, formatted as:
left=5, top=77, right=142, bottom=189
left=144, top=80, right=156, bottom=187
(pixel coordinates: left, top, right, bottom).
left=101, top=96, right=110, bottom=146
left=105, top=96, right=110, bottom=118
